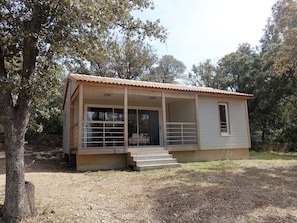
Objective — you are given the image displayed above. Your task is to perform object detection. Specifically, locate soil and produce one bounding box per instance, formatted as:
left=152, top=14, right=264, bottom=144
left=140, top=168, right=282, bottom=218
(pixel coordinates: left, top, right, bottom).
left=0, top=147, right=297, bottom=223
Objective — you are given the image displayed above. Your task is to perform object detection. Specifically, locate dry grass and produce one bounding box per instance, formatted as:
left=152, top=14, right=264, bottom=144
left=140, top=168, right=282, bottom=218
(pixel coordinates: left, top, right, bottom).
left=0, top=148, right=297, bottom=223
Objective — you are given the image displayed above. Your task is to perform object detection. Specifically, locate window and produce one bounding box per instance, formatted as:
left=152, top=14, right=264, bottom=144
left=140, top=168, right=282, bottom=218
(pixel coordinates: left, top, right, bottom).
left=219, top=103, right=230, bottom=135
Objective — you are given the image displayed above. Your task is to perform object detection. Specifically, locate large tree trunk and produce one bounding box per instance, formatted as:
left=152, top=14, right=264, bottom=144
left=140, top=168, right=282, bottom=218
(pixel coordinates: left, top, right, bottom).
left=0, top=88, right=35, bottom=222
left=2, top=112, right=35, bottom=222
left=3, top=122, right=26, bottom=222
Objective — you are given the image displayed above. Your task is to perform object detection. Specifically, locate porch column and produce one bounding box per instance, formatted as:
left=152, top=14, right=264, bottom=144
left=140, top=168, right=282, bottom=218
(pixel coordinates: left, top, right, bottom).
left=77, top=85, right=83, bottom=154
left=195, top=94, right=201, bottom=149
left=162, top=92, right=167, bottom=148
left=124, top=88, right=128, bottom=152
left=69, top=101, right=74, bottom=150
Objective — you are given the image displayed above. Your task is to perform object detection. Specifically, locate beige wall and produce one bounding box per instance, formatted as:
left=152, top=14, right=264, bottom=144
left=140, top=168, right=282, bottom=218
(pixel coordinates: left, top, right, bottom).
left=168, top=99, right=195, bottom=122
left=171, top=148, right=249, bottom=163
left=76, top=154, right=127, bottom=171
left=198, top=97, right=250, bottom=150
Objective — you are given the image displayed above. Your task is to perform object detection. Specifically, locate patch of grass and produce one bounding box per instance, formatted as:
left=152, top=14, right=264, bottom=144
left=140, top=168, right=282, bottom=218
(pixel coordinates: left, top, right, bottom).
left=250, top=151, right=297, bottom=160
left=182, top=160, right=239, bottom=170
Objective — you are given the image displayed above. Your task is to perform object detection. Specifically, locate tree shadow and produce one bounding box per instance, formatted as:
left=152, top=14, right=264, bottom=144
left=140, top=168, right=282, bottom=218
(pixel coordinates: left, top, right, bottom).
left=148, top=165, right=297, bottom=222
left=0, top=146, right=75, bottom=175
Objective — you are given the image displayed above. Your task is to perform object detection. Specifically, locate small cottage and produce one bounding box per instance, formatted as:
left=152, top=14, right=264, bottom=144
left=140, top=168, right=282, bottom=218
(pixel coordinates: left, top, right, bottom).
left=63, top=74, right=252, bottom=171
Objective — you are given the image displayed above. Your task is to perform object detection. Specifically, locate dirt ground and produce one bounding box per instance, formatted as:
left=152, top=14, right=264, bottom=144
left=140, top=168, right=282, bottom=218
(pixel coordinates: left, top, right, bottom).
left=0, top=147, right=297, bottom=223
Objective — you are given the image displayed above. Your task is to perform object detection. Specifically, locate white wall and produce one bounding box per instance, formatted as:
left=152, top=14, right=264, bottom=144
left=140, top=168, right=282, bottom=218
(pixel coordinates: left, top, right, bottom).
left=198, top=96, right=250, bottom=150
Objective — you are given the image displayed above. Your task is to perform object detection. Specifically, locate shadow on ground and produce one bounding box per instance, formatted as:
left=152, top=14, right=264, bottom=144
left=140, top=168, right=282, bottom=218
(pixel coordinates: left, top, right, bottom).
left=0, top=146, right=73, bottom=175
left=148, top=164, right=297, bottom=222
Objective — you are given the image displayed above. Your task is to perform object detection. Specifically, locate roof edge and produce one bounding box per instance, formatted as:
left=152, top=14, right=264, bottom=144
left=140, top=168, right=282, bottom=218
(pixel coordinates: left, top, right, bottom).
left=68, top=73, right=253, bottom=99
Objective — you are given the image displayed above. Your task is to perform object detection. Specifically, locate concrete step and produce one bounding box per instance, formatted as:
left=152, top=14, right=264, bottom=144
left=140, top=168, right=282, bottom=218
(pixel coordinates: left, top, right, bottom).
left=128, top=147, right=166, bottom=153
left=135, top=158, right=178, bottom=166
left=137, top=163, right=181, bottom=171
left=128, top=147, right=180, bottom=171
left=133, top=154, right=173, bottom=161
left=130, top=151, right=171, bottom=157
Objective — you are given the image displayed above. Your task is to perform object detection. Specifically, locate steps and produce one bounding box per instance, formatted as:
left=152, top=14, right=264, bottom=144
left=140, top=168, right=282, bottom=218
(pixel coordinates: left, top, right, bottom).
left=128, top=147, right=180, bottom=171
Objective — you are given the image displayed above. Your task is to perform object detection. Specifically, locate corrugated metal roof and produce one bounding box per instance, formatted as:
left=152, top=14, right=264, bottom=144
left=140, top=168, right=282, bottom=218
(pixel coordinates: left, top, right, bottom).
left=68, top=73, right=253, bottom=98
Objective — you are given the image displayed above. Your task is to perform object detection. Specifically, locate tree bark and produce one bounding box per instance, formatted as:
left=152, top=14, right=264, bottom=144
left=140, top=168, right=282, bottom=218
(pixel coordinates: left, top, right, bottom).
left=2, top=115, right=34, bottom=223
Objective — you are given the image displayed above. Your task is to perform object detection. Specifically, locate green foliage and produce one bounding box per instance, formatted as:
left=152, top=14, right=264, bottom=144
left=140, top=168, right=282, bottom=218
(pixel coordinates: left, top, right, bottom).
left=0, top=0, right=167, bottom=134
left=142, top=55, right=186, bottom=83
left=189, top=59, right=217, bottom=87
left=106, top=38, right=158, bottom=79
left=273, top=0, right=297, bottom=76
left=250, top=151, right=297, bottom=160
left=187, top=1, right=297, bottom=151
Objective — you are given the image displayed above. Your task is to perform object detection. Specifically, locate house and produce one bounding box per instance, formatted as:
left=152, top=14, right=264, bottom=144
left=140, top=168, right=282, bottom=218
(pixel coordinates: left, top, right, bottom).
left=63, top=73, right=253, bottom=171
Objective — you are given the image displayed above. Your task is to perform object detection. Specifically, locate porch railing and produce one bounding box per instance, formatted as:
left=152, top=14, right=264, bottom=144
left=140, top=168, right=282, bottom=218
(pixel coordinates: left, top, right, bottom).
left=166, top=122, right=197, bottom=145
left=72, top=121, right=197, bottom=149
left=82, top=121, right=124, bottom=148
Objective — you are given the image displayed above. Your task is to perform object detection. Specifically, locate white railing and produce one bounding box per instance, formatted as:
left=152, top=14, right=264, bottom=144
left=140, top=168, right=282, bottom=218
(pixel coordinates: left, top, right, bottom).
left=166, top=122, right=197, bottom=145
left=82, top=121, right=124, bottom=148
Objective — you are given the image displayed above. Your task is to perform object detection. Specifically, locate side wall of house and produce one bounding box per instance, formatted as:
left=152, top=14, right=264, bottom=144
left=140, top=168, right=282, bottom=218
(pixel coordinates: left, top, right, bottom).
left=63, top=81, right=78, bottom=154
left=198, top=96, right=250, bottom=150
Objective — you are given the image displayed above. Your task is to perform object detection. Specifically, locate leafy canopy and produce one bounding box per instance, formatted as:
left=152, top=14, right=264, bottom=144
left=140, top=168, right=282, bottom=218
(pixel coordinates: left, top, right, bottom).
left=0, top=0, right=167, bottom=124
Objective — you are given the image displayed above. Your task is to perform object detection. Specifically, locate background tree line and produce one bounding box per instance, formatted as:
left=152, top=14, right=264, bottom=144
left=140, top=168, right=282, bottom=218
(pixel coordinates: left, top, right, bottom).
left=31, top=0, right=296, bottom=151
left=188, top=0, right=297, bottom=151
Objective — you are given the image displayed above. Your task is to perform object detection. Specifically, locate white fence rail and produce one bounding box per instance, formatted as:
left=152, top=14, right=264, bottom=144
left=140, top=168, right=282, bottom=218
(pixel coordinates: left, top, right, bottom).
left=82, top=121, right=124, bottom=148
left=166, top=122, right=197, bottom=145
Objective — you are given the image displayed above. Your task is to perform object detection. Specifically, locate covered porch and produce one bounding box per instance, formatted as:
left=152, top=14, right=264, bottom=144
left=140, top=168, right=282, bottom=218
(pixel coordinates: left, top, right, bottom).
left=69, top=84, right=200, bottom=155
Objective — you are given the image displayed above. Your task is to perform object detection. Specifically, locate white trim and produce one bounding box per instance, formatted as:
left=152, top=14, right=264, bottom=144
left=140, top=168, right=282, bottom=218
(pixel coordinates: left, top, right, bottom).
left=218, top=102, right=231, bottom=136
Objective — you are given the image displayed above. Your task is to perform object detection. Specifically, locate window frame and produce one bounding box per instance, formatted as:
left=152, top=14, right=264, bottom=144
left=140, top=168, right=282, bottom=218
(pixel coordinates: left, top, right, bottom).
left=218, top=102, right=231, bottom=136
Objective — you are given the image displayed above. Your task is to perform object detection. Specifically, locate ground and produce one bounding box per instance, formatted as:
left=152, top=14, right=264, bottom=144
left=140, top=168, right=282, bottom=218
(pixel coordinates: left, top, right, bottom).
left=0, top=147, right=297, bottom=223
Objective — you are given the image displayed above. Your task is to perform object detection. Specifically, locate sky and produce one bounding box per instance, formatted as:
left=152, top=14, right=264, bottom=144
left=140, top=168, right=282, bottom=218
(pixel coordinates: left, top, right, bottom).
left=136, top=0, right=277, bottom=71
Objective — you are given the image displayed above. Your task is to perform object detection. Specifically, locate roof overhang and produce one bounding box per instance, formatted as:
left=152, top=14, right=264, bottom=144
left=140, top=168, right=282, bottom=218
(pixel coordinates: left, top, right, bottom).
left=67, top=73, right=253, bottom=99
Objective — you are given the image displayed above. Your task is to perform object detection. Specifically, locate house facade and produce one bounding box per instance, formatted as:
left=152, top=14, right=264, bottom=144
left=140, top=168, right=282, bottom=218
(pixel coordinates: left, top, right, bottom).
left=63, top=74, right=252, bottom=171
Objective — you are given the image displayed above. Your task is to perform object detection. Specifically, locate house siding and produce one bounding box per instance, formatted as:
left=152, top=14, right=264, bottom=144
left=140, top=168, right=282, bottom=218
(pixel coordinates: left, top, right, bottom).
left=62, top=91, right=70, bottom=154
left=168, top=100, right=195, bottom=122
left=198, top=96, right=250, bottom=150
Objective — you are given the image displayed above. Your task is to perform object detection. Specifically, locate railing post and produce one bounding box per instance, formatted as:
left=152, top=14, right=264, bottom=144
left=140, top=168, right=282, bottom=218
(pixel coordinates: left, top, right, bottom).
left=162, top=92, right=167, bottom=148
left=195, top=94, right=201, bottom=149
left=78, top=85, right=83, bottom=154
left=124, top=88, right=128, bottom=152
left=181, top=123, right=184, bottom=145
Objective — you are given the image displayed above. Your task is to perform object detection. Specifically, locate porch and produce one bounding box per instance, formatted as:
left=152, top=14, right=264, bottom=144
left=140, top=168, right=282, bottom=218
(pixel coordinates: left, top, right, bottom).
left=69, top=84, right=200, bottom=155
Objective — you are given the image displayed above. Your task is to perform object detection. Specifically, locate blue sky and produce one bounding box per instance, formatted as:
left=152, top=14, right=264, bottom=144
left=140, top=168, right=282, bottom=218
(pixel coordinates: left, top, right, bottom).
left=136, top=0, right=277, bottom=71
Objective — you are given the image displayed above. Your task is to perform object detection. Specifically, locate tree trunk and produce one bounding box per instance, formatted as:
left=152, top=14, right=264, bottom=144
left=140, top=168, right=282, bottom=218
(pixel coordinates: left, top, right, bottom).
left=2, top=114, right=35, bottom=222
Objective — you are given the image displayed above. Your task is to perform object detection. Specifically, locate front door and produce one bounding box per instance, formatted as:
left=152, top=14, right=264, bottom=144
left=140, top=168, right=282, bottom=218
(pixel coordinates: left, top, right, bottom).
left=128, top=109, right=160, bottom=146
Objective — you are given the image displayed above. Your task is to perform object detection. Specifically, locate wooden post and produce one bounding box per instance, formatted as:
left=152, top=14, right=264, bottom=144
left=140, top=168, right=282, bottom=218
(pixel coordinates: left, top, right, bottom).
left=245, top=100, right=251, bottom=148
left=162, top=92, right=167, bottom=148
left=69, top=102, right=74, bottom=149
left=77, top=85, right=83, bottom=154
left=195, top=94, right=201, bottom=150
left=124, top=88, right=128, bottom=152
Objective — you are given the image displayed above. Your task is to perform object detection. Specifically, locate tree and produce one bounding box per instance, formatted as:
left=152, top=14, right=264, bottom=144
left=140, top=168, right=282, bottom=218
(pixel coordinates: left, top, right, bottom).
left=188, top=59, right=217, bottom=87
left=216, top=43, right=260, bottom=93
left=256, top=0, right=297, bottom=148
left=0, top=1, right=166, bottom=222
left=143, top=55, right=186, bottom=83
left=273, top=0, right=297, bottom=76
left=105, top=38, right=158, bottom=79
